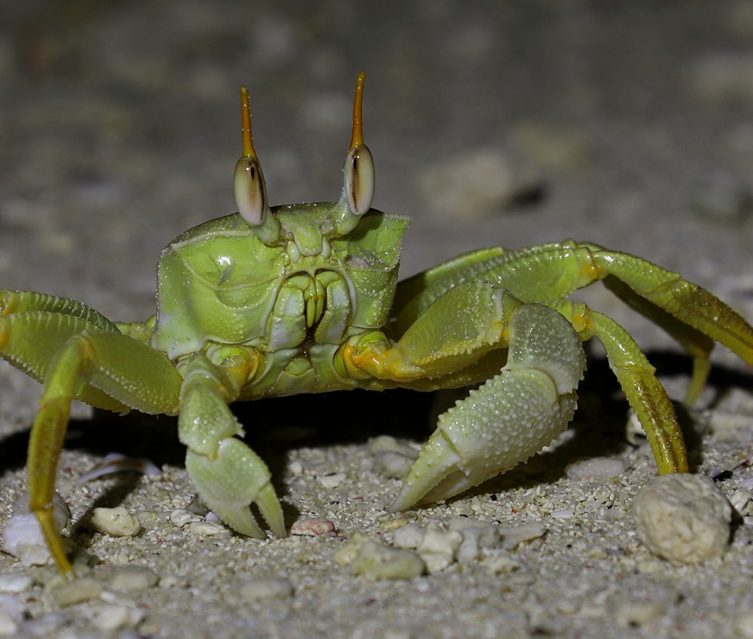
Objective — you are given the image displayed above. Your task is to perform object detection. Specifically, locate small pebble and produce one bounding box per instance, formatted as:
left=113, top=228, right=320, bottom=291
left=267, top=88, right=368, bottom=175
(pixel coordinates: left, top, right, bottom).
left=416, top=528, right=463, bottom=573
left=614, top=600, right=667, bottom=627
left=108, top=565, right=159, bottom=591
left=90, top=604, right=144, bottom=631
left=189, top=521, right=226, bottom=536
left=2, top=493, right=70, bottom=566
left=730, top=489, right=752, bottom=516
left=451, top=523, right=501, bottom=563
left=238, top=578, right=293, bottom=602
left=89, top=507, right=141, bottom=537
left=373, top=451, right=415, bottom=479
left=0, top=573, right=33, bottom=593
left=49, top=577, right=103, bottom=607
left=318, top=472, right=345, bottom=489
left=418, top=148, right=542, bottom=218
left=392, top=523, right=426, bottom=549
left=565, top=457, right=627, bottom=480
left=633, top=474, right=732, bottom=564
left=290, top=518, right=336, bottom=536
left=170, top=509, right=201, bottom=528
left=335, top=534, right=424, bottom=580
left=499, top=522, right=547, bottom=549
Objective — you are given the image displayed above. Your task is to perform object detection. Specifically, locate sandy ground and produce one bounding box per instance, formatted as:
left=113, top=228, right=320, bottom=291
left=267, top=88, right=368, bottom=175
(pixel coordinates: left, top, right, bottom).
left=3, top=2, right=753, bottom=637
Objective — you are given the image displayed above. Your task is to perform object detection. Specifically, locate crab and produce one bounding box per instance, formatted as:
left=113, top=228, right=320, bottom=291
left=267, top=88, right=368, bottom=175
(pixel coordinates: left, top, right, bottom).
left=2, top=73, right=753, bottom=576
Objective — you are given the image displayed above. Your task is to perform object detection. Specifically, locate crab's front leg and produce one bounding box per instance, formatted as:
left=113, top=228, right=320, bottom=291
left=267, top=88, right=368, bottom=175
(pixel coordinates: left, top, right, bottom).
left=177, top=349, right=285, bottom=539
left=0, top=292, right=184, bottom=574
left=345, top=282, right=586, bottom=509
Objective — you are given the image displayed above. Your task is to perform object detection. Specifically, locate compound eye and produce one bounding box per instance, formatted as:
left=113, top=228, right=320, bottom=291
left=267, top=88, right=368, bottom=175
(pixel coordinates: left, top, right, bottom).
left=341, top=72, right=375, bottom=216
left=234, top=154, right=266, bottom=226
left=345, top=143, right=375, bottom=216
left=234, top=86, right=270, bottom=227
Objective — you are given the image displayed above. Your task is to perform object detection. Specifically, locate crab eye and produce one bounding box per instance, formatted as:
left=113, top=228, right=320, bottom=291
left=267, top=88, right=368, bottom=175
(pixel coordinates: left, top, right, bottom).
left=234, top=155, right=266, bottom=226
left=342, top=71, right=375, bottom=216
left=234, top=86, right=270, bottom=227
left=345, top=143, right=375, bottom=216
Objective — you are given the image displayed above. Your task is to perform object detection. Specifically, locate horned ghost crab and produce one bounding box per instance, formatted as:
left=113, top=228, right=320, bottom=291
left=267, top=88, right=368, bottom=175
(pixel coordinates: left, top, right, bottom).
left=2, top=73, right=752, bottom=575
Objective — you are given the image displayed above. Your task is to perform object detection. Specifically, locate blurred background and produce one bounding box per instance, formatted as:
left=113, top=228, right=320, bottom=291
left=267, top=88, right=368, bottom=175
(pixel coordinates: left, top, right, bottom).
left=1, top=0, right=753, bottom=328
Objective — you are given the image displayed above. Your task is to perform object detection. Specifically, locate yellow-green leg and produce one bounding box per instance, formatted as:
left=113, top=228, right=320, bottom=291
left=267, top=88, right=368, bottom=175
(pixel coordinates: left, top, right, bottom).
left=179, top=352, right=285, bottom=539
left=25, top=332, right=181, bottom=574
left=602, top=275, right=713, bottom=404
left=558, top=301, right=687, bottom=473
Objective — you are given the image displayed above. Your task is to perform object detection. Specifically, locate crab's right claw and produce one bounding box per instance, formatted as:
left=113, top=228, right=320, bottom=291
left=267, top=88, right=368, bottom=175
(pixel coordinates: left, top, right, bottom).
left=186, top=439, right=285, bottom=538
left=391, top=303, right=586, bottom=512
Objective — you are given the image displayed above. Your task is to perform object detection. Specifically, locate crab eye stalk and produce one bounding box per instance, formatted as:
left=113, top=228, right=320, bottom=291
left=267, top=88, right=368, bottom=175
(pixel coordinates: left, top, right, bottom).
left=233, top=87, right=279, bottom=241
left=344, top=72, right=375, bottom=215
left=335, top=72, right=375, bottom=232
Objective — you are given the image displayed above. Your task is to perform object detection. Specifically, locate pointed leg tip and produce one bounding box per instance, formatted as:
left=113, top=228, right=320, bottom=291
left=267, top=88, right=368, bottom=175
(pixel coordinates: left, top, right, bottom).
left=255, top=483, right=286, bottom=538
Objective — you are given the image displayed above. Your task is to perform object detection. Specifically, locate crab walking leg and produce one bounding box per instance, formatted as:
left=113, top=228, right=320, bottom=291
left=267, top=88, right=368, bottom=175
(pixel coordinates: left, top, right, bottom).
left=26, top=332, right=181, bottom=574
left=0, top=290, right=119, bottom=331
left=0, top=311, right=130, bottom=412
left=390, top=302, right=585, bottom=510
left=179, top=354, right=285, bottom=539
left=559, top=301, right=688, bottom=473
left=585, top=244, right=753, bottom=366
left=601, top=275, right=713, bottom=405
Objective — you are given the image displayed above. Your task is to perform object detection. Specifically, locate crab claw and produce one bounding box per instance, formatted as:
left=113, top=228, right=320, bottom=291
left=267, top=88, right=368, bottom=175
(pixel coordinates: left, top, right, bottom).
left=391, top=303, right=585, bottom=512
left=185, top=439, right=285, bottom=538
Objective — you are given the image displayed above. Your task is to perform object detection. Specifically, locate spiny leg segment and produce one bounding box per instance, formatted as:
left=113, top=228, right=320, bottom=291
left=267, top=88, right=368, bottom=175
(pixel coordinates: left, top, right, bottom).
left=1, top=291, right=182, bottom=574
left=178, top=350, right=285, bottom=540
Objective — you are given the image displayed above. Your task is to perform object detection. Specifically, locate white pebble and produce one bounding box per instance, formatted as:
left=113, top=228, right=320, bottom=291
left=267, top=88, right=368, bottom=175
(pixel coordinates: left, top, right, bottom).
left=108, top=565, right=159, bottom=591
left=91, top=604, right=144, bottom=631
left=170, top=509, right=201, bottom=528
left=633, top=474, right=732, bottom=564
left=49, top=577, right=103, bottom=607
left=288, top=460, right=304, bottom=476
left=90, top=507, right=141, bottom=537
left=499, top=522, right=547, bottom=549
left=189, top=521, right=226, bottom=536
left=614, top=600, right=668, bottom=627
left=730, top=489, right=752, bottom=516
left=2, top=493, right=70, bottom=566
left=452, top=523, right=501, bottom=563
left=416, top=528, right=463, bottom=573
left=318, top=472, right=345, bottom=489
left=290, top=518, right=336, bottom=536
left=335, top=534, right=424, bottom=580
left=551, top=509, right=574, bottom=519
left=565, top=457, right=627, bottom=480
left=373, top=451, right=415, bottom=479
left=0, top=573, right=32, bottom=593
left=238, top=578, right=293, bottom=602
left=392, top=523, right=426, bottom=549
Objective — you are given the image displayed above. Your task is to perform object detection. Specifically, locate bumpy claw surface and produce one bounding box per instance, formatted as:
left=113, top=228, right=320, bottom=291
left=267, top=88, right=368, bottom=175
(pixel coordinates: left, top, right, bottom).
left=185, top=440, right=285, bottom=538
left=392, top=303, right=586, bottom=510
